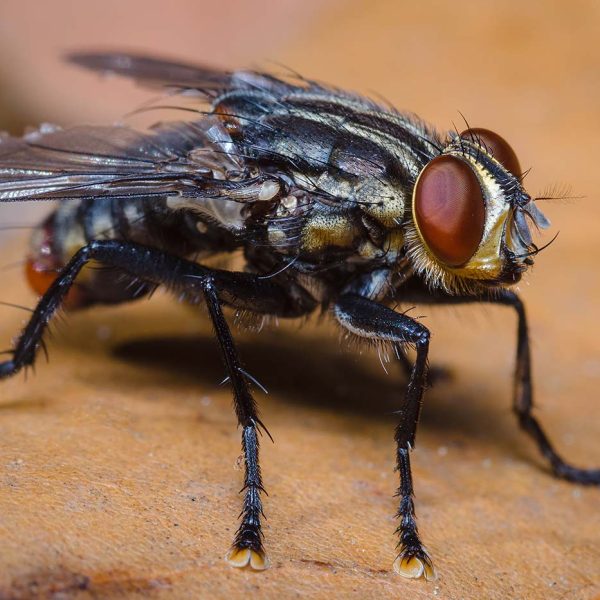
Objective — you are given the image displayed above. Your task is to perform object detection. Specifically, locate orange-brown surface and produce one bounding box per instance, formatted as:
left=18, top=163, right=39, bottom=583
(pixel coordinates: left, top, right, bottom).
left=0, top=1, right=598, bottom=598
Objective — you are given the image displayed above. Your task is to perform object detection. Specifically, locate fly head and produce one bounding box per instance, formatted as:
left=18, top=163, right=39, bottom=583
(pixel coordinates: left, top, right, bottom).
left=405, top=127, right=550, bottom=294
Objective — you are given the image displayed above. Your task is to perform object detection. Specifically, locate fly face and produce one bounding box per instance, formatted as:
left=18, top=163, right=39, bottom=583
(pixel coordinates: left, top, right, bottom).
left=406, top=128, right=550, bottom=294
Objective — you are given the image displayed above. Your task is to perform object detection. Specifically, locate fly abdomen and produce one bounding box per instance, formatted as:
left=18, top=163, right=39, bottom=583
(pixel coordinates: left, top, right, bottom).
left=26, top=209, right=91, bottom=310
left=26, top=197, right=176, bottom=308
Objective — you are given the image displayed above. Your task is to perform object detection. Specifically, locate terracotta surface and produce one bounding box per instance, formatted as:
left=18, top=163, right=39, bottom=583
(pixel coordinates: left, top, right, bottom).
left=0, top=1, right=599, bottom=598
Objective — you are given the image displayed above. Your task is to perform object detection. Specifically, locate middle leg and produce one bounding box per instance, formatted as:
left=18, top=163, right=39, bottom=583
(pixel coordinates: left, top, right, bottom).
left=334, top=293, right=435, bottom=581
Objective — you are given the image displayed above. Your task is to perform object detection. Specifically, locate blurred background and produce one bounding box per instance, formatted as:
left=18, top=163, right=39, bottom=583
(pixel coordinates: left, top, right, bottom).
left=0, top=1, right=598, bottom=598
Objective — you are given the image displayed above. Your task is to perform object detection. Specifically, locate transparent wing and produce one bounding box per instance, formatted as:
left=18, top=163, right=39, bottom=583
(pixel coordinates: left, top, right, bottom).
left=66, top=52, right=301, bottom=98
left=0, top=119, right=245, bottom=202
left=66, top=52, right=234, bottom=91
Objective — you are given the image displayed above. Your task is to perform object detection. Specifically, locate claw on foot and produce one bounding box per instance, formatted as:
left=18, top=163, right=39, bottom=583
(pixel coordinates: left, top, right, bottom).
left=226, top=546, right=270, bottom=571
left=393, top=550, right=436, bottom=581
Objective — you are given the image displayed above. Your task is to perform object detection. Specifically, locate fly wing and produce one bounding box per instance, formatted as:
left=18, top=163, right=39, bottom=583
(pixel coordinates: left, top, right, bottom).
left=0, top=119, right=247, bottom=202
left=66, top=52, right=295, bottom=98
left=66, top=52, right=234, bottom=92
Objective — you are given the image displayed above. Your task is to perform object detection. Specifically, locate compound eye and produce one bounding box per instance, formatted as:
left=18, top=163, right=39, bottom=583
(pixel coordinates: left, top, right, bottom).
left=414, top=155, right=486, bottom=267
left=461, top=127, right=521, bottom=177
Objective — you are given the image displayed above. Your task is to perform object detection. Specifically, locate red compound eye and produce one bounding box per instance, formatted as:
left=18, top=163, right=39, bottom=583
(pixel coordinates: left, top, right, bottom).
left=414, top=155, right=486, bottom=267
left=461, top=127, right=521, bottom=177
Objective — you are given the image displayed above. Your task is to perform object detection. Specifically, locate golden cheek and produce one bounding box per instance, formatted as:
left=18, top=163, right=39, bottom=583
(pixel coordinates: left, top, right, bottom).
left=446, top=216, right=507, bottom=280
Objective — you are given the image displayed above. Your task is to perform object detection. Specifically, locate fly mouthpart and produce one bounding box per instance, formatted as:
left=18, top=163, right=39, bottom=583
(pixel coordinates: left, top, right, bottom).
left=512, top=231, right=560, bottom=260
left=508, top=194, right=551, bottom=264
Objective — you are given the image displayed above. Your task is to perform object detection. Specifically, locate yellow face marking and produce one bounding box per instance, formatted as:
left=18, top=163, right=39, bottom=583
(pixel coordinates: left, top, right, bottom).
left=448, top=212, right=509, bottom=280
left=447, top=159, right=512, bottom=279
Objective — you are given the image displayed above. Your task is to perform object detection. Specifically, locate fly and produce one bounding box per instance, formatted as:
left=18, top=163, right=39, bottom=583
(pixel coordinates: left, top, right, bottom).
left=0, top=52, right=597, bottom=581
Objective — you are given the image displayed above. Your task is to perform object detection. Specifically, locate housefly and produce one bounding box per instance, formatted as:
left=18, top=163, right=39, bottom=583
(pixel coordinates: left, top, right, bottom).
left=0, top=52, right=597, bottom=581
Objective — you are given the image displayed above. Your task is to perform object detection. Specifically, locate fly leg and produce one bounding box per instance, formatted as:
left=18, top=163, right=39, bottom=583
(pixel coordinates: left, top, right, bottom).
left=400, top=285, right=600, bottom=485
left=479, top=291, right=599, bottom=485
left=0, top=240, right=315, bottom=569
left=200, top=278, right=268, bottom=570
left=334, top=294, right=435, bottom=581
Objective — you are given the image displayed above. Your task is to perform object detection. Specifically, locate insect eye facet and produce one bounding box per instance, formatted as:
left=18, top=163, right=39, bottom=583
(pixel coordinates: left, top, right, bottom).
left=414, top=155, right=486, bottom=268
left=460, top=127, right=521, bottom=177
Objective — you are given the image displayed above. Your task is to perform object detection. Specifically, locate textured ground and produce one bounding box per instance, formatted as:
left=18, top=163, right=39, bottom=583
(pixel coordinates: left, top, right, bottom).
left=0, top=0, right=598, bottom=598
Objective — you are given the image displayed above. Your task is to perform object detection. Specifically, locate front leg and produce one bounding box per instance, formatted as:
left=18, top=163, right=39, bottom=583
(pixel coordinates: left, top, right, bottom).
left=334, top=294, right=435, bottom=581
left=399, top=284, right=600, bottom=485
left=491, top=291, right=599, bottom=484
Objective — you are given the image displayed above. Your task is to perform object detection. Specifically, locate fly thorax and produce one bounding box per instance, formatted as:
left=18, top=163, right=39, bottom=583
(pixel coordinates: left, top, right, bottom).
left=301, top=208, right=360, bottom=254
left=165, top=176, right=284, bottom=234
left=353, top=178, right=408, bottom=266
left=356, top=177, right=407, bottom=230
left=166, top=195, right=246, bottom=232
